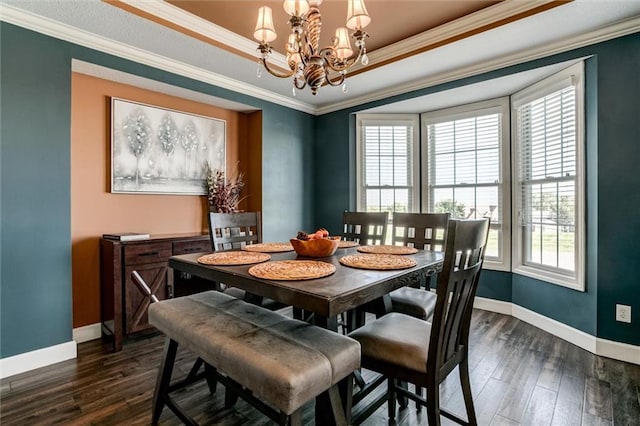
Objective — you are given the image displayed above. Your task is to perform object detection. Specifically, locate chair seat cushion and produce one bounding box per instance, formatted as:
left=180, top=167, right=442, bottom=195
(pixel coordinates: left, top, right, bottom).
left=389, top=287, right=436, bottom=320
left=349, top=312, right=430, bottom=374
left=149, top=291, right=360, bottom=415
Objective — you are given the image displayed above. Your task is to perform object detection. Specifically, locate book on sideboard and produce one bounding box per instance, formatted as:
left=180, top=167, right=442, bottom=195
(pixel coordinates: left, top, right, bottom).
left=102, top=232, right=151, bottom=242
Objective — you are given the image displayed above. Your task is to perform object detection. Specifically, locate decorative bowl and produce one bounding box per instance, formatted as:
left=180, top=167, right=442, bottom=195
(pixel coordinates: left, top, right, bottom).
left=289, top=237, right=340, bottom=258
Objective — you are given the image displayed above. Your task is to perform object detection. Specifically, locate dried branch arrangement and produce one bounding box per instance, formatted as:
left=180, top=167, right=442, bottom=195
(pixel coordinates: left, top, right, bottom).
left=205, top=162, right=246, bottom=213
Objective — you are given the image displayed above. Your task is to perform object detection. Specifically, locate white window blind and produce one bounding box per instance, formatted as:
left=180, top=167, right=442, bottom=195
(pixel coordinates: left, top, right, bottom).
left=512, top=62, right=584, bottom=290
left=517, top=86, right=576, bottom=271
left=422, top=99, right=509, bottom=268
left=357, top=115, right=418, bottom=214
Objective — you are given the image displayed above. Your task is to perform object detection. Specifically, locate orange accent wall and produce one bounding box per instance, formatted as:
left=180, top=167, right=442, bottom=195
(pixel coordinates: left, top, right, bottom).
left=70, top=73, right=257, bottom=328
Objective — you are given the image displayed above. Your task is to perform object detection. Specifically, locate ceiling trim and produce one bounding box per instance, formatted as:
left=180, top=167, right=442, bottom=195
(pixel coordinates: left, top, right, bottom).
left=357, top=0, right=565, bottom=75
left=0, top=2, right=315, bottom=114
left=106, top=0, right=566, bottom=78
left=109, top=0, right=289, bottom=71
left=1, top=4, right=638, bottom=116
left=315, top=16, right=640, bottom=115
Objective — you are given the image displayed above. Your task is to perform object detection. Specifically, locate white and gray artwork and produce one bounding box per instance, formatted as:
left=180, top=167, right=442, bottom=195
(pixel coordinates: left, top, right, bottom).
left=111, top=98, right=225, bottom=194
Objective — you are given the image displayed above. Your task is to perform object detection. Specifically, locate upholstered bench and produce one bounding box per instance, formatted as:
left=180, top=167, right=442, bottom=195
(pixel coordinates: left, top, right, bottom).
left=148, top=290, right=361, bottom=425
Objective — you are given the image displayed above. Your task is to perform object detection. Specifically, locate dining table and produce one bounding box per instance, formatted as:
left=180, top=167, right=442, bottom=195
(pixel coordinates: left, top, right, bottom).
left=168, top=245, right=443, bottom=424
left=168, top=246, right=444, bottom=331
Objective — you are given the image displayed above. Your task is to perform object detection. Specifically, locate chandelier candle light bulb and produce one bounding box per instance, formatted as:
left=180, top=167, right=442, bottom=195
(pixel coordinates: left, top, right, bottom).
left=254, top=0, right=371, bottom=95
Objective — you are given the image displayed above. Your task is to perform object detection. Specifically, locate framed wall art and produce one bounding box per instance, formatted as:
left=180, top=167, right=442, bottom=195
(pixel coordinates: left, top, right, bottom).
left=110, top=97, right=226, bottom=194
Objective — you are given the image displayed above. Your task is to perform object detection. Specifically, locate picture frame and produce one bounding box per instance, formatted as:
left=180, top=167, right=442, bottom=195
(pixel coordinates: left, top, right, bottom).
left=110, top=97, right=226, bottom=195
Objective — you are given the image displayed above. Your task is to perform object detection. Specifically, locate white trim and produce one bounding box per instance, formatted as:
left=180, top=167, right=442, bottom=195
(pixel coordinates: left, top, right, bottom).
left=355, top=114, right=420, bottom=213
left=596, top=338, right=640, bottom=365
left=0, top=3, right=315, bottom=115
left=511, top=62, right=585, bottom=291
left=1, top=3, right=638, bottom=116
left=361, top=0, right=560, bottom=75
left=317, top=17, right=640, bottom=115
left=420, top=97, right=512, bottom=271
left=511, top=304, right=596, bottom=352
left=474, top=298, right=640, bottom=365
left=474, top=296, right=513, bottom=315
left=119, top=0, right=276, bottom=64
left=0, top=341, right=77, bottom=379
left=72, top=323, right=102, bottom=344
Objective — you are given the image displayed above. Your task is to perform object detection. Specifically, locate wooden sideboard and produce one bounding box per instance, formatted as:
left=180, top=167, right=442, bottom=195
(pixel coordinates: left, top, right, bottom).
left=100, top=233, right=211, bottom=352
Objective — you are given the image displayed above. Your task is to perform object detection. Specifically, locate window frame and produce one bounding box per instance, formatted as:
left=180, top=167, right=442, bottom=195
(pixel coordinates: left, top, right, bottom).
left=420, top=98, right=511, bottom=271
left=355, top=114, right=421, bottom=214
left=511, top=62, right=585, bottom=291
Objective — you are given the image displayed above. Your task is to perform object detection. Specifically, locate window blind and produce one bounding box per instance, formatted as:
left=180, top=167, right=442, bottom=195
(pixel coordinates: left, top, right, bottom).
left=361, top=121, right=415, bottom=213
left=516, top=85, right=577, bottom=272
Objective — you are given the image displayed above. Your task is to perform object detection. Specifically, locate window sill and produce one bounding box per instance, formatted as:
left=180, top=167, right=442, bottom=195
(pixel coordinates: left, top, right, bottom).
left=512, top=264, right=584, bottom=292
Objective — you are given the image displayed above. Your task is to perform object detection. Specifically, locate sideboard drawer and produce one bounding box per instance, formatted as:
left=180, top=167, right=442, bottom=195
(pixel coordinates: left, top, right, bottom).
left=124, top=242, right=172, bottom=265
left=173, top=239, right=211, bottom=255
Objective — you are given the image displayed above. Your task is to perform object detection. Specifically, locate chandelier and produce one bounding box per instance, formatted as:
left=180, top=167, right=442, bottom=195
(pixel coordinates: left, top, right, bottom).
left=253, top=0, right=371, bottom=96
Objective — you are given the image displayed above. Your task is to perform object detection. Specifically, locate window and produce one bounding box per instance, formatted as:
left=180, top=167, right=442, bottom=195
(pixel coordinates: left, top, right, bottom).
left=512, top=62, right=584, bottom=290
left=354, top=62, right=585, bottom=289
left=356, top=115, right=419, bottom=214
left=422, top=99, right=510, bottom=270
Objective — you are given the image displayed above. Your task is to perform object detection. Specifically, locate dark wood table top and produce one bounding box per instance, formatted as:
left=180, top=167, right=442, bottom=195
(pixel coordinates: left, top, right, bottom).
left=169, top=247, right=443, bottom=320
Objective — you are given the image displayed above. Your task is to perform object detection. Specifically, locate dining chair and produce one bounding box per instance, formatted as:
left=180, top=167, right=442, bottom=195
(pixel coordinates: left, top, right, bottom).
left=349, top=218, right=490, bottom=425
left=342, top=211, right=389, bottom=245
left=208, top=211, right=284, bottom=310
left=387, top=212, right=449, bottom=321
left=208, top=211, right=261, bottom=251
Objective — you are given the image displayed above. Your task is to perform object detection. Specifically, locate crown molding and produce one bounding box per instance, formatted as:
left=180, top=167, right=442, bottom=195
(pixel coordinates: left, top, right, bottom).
left=1, top=3, right=638, bottom=116
left=116, top=0, right=289, bottom=70
left=0, top=3, right=315, bottom=114
left=316, top=16, right=640, bottom=115
left=356, top=0, right=561, bottom=75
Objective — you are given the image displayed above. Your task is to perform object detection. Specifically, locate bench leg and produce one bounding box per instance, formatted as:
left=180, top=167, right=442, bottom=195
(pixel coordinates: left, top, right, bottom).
left=204, top=362, right=218, bottom=395
left=316, top=375, right=352, bottom=426
left=224, top=378, right=240, bottom=408
left=289, top=409, right=303, bottom=426
left=152, top=338, right=178, bottom=424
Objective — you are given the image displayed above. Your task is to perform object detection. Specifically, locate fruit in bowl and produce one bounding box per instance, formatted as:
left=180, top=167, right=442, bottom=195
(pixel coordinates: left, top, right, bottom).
left=290, top=229, right=339, bottom=257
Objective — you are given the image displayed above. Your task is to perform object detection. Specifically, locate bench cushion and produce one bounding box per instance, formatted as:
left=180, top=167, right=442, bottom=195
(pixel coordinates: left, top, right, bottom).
left=149, top=291, right=360, bottom=415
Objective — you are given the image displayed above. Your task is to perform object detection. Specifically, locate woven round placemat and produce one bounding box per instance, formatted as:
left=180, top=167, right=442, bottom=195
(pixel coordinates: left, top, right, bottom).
left=357, top=245, right=418, bottom=255
left=338, top=240, right=360, bottom=248
left=340, top=253, right=417, bottom=270
left=242, top=242, right=294, bottom=253
left=197, top=251, right=271, bottom=266
left=248, top=260, right=336, bottom=280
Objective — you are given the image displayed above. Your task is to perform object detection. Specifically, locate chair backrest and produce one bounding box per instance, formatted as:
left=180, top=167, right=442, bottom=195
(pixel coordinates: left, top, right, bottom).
left=342, top=211, right=389, bottom=245
left=208, top=211, right=262, bottom=251
left=427, top=218, right=490, bottom=381
left=391, top=212, right=450, bottom=251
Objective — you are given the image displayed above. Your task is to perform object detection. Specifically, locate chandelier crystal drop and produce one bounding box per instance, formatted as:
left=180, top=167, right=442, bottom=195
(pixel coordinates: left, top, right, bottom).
left=253, top=0, right=371, bottom=96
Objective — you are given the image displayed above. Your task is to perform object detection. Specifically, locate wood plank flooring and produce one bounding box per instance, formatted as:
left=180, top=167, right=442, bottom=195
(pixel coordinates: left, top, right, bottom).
left=1, top=309, right=639, bottom=425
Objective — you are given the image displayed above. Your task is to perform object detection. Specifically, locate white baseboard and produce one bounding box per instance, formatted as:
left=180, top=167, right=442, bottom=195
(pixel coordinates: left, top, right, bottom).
left=0, top=341, right=77, bottom=379
left=73, top=323, right=102, bottom=343
left=475, top=297, right=639, bottom=365
left=474, top=297, right=513, bottom=315
left=597, top=338, right=640, bottom=365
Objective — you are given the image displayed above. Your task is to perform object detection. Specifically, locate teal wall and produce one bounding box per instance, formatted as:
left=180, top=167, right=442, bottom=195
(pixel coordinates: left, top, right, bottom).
left=314, top=33, right=640, bottom=346
left=0, top=22, right=314, bottom=358
left=1, top=23, right=73, bottom=357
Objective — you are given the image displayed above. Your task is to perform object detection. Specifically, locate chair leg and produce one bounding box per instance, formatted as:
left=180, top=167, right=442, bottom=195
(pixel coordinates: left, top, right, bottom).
left=415, top=385, right=423, bottom=412
left=387, top=378, right=397, bottom=423
left=152, top=338, right=178, bottom=424
left=426, top=380, right=441, bottom=426
left=459, top=357, right=477, bottom=425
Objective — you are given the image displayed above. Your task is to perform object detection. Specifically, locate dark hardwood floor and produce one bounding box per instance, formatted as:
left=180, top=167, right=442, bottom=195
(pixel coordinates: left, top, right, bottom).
left=1, top=309, right=639, bottom=425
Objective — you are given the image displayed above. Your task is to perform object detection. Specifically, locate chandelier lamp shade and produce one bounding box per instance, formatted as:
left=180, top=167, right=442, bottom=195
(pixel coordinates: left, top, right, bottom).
left=253, top=0, right=371, bottom=96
